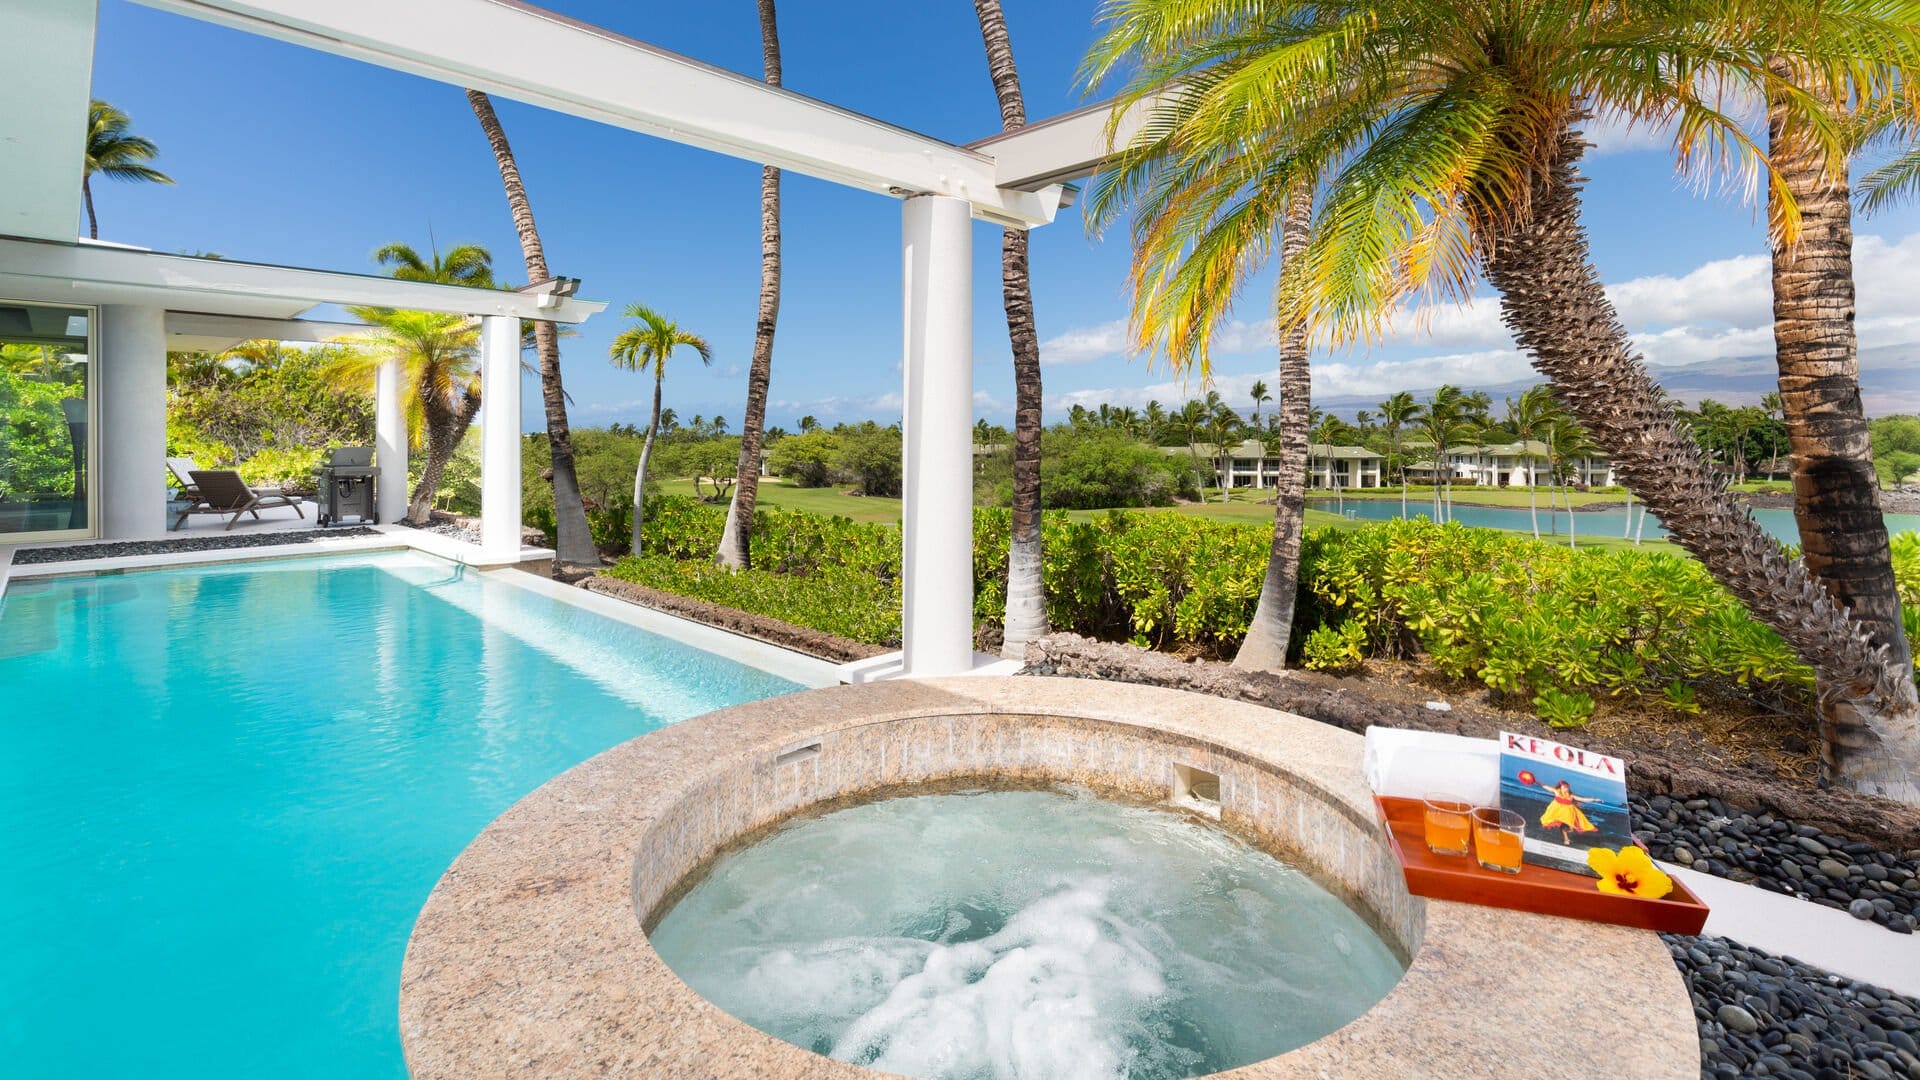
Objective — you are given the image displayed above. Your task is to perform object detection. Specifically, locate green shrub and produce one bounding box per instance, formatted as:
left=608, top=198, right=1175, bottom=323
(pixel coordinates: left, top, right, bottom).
left=239, top=446, right=324, bottom=495
left=1533, top=688, right=1596, bottom=729
left=606, top=554, right=901, bottom=645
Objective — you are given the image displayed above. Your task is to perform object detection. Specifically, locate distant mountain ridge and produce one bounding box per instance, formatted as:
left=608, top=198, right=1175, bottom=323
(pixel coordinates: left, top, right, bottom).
left=1317, top=344, right=1920, bottom=418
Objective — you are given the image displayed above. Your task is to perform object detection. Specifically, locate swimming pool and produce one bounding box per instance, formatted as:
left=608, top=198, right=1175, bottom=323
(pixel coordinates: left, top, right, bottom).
left=0, top=552, right=811, bottom=1078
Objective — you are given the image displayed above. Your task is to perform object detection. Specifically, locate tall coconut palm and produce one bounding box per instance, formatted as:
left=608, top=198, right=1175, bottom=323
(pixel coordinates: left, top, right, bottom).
left=1249, top=379, right=1272, bottom=422
left=1378, top=391, right=1421, bottom=517
left=1235, top=184, right=1315, bottom=671
left=83, top=100, right=171, bottom=240
left=337, top=309, right=482, bottom=524
left=1507, top=385, right=1557, bottom=539
left=1766, top=65, right=1916, bottom=684
left=718, top=0, right=786, bottom=572
left=970, top=0, right=1049, bottom=659
left=1085, top=0, right=1920, bottom=797
left=465, top=89, right=598, bottom=569
left=608, top=305, right=710, bottom=555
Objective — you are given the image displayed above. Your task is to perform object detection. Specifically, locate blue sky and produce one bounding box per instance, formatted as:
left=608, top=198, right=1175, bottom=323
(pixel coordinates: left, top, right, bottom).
left=88, top=0, right=1920, bottom=431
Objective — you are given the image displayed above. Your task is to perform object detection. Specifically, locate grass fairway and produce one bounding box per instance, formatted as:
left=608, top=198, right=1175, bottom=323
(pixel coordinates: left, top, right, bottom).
left=658, top=476, right=1678, bottom=552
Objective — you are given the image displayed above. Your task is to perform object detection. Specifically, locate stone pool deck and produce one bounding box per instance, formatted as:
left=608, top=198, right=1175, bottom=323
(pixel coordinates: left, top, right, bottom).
left=400, top=677, right=1698, bottom=1078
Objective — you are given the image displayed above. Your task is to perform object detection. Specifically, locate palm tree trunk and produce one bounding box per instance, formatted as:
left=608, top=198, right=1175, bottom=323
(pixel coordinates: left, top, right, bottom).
left=464, top=89, right=597, bottom=569
left=1767, top=72, right=1915, bottom=681
left=1235, top=184, right=1313, bottom=672
left=1634, top=503, right=1647, bottom=545
left=719, top=0, right=784, bottom=571
left=972, top=0, right=1048, bottom=660
left=1484, top=124, right=1920, bottom=799
left=1396, top=433, right=1407, bottom=516
left=83, top=176, right=98, bottom=240
left=409, top=393, right=479, bottom=525
left=1529, top=467, right=1541, bottom=540
left=632, top=370, right=663, bottom=556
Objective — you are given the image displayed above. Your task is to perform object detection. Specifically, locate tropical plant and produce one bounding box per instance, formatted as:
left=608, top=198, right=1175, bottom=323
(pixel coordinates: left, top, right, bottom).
left=1378, top=390, right=1422, bottom=516
left=608, top=304, right=711, bottom=554
left=1083, top=0, right=1920, bottom=797
left=1767, top=63, right=1917, bottom=694
left=965, top=0, right=1050, bottom=658
left=372, top=242, right=494, bottom=288
left=334, top=309, right=481, bottom=523
left=1236, top=183, right=1314, bottom=672
left=82, top=99, right=171, bottom=240
left=717, top=0, right=786, bottom=572
left=465, top=89, right=597, bottom=568
left=1506, top=385, right=1558, bottom=540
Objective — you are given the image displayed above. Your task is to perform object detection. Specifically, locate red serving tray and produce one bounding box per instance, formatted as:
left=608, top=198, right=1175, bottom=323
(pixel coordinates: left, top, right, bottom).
left=1375, top=795, right=1709, bottom=934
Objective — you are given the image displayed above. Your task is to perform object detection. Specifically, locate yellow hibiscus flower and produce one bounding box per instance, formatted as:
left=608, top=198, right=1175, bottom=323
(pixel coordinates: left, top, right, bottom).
left=1587, top=846, right=1674, bottom=900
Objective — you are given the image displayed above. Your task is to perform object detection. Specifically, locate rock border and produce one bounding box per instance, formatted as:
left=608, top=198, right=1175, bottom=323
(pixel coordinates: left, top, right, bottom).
left=10, top=526, right=379, bottom=565
left=580, top=573, right=887, bottom=664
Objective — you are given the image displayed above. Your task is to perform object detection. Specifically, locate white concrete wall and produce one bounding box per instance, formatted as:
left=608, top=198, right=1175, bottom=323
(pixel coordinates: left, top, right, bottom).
left=97, top=304, right=167, bottom=539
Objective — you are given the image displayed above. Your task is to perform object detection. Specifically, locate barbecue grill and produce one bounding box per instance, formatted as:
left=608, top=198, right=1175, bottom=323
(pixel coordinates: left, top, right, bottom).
left=313, top=446, right=377, bottom=526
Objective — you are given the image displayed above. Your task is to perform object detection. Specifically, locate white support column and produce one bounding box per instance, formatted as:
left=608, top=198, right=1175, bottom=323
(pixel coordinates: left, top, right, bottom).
left=374, top=358, right=408, bottom=525
left=98, top=305, right=167, bottom=539
left=478, top=314, right=522, bottom=559
left=899, top=194, right=974, bottom=677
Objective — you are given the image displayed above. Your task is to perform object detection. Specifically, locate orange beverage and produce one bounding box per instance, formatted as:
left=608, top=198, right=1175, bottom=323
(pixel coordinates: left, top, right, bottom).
left=1473, top=807, right=1525, bottom=874
left=1422, top=796, right=1473, bottom=856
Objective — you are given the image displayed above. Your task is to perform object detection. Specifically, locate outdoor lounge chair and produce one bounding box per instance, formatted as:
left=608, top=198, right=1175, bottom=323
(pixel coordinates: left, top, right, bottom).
left=166, top=457, right=203, bottom=498
left=177, top=470, right=305, bottom=531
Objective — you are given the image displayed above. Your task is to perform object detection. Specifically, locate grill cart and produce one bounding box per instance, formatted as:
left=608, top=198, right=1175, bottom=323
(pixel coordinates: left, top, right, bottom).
left=313, top=446, right=378, bottom=526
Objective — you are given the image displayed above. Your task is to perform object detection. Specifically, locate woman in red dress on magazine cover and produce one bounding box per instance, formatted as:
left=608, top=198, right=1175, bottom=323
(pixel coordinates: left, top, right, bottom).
left=1538, top=779, right=1604, bottom=844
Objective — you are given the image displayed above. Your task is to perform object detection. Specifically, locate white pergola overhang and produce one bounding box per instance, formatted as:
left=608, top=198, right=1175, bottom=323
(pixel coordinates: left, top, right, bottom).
left=0, top=234, right=607, bottom=554
left=3, top=0, right=1131, bottom=678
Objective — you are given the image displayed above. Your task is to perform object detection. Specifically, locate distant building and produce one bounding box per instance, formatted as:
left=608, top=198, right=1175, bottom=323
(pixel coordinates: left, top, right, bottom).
left=1401, top=440, right=1616, bottom=487
left=1169, top=440, right=1385, bottom=490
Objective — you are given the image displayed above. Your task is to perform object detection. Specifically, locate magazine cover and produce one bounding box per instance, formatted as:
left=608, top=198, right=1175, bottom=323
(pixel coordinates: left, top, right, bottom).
left=1497, top=731, right=1632, bottom=876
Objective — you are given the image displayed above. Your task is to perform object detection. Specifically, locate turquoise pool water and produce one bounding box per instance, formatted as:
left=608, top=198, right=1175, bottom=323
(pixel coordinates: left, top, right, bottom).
left=1307, top=498, right=1920, bottom=543
left=0, top=552, right=804, bottom=1078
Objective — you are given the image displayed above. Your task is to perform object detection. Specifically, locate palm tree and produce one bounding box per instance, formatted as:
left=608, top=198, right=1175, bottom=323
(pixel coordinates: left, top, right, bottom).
left=1377, top=391, right=1421, bottom=517
left=83, top=100, right=172, bottom=240
left=1767, top=66, right=1916, bottom=687
left=1084, top=0, right=1920, bottom=798
left=1176, top=398, right=1208, bottom=473
left=717, top=0, right=786, bottom=572
left=970, top=0, right=1050, bottom=659
left=1249, top=379, right=1272, bottom=422
left=608, top=305, right=711, bottom=555
left=373, top=242, right=494, bottom=288
left=336, top=309, right=481, bottom=524
left=1507, top=385, right=1557, bottom=540
left=464, top=90, right=597, bottom=569
left=798, top=414, right=818, bottom=434
left=1237, top=186, right=1316, bottom=671
left=1545, top=416, right=1599, bottom=549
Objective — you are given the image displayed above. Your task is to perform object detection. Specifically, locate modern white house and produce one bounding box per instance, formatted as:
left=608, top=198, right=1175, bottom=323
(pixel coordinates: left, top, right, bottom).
left=0, top=0, right=1145, bottom=680
left=1403, top=440, right=1616, bottom=487
left=1175, top=440, right=1385, bottom=490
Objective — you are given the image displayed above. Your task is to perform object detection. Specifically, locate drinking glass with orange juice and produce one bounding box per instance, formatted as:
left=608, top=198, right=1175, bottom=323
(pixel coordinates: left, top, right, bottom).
left=1472, top=807, right=1525, bottom=873
left=1422, top=794, right=1473, bottom=856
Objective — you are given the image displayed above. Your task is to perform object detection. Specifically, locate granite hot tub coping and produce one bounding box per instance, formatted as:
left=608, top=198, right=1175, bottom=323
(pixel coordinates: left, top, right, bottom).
left=400, top=677, right=1697, bottom=1079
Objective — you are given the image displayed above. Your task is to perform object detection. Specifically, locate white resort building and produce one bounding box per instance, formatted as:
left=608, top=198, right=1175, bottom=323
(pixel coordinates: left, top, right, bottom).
left=1402, top=440, right=1617, bottom=488
left=1177, top=440, right=1385, bottom=490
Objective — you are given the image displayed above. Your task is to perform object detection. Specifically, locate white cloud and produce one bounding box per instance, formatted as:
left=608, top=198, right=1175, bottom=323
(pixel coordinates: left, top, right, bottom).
left=1046, top=230, right=1920, bottom=406
left=1038, top=320, right=1129, bottom=366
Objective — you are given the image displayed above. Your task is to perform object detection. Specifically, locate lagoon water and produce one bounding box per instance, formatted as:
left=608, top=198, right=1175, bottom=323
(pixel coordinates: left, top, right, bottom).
left=1308, top=496, right=1920, bottom=544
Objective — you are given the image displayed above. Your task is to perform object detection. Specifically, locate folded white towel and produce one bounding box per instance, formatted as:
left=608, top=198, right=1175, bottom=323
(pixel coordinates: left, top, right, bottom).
left=1362, top=726, right=1501, bottom=807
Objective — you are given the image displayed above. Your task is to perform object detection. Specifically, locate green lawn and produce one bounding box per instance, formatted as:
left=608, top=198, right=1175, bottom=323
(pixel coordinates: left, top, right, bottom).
left=656, top=477, right=904, bottom=524
left=659, top=476, right=1677, bottom=552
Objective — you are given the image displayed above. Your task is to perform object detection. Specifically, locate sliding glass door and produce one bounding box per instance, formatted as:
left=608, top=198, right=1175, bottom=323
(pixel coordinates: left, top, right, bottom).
left=0, top=301, right=95, bottom=542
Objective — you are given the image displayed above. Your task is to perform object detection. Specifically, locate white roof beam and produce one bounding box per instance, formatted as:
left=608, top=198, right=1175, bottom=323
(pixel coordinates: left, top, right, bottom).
left=0, top=236, right=608, bottom=323
left=968, top=94, right=1163, bottom=191
left=130, top=0, right=1067, bottom=229
left=0, top=0, right=96, bottom=241
left=164, top=311, right=373, bottom=352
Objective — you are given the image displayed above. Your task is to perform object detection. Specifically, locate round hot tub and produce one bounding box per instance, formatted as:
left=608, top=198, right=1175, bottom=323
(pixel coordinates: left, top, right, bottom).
left=648, top=785, right=1405, bottom=1078
left=400, top=677, right=1698, bottom=1079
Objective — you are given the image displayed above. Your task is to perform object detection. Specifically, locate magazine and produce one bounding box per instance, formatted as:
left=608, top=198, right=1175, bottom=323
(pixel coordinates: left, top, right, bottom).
left=1497, top=731, right=1632, bottom=876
